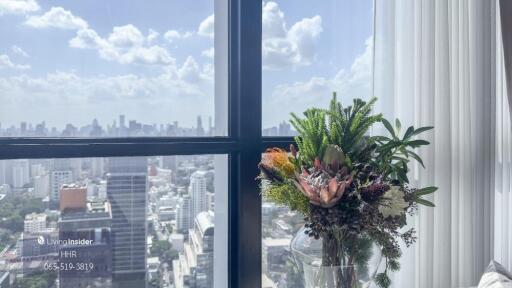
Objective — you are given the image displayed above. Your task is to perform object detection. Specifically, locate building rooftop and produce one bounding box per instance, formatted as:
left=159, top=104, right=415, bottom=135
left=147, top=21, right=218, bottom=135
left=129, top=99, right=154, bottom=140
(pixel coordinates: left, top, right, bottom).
left=24, top=212, right=46, bottom=222
left=195, top=211, right=214, bottom=236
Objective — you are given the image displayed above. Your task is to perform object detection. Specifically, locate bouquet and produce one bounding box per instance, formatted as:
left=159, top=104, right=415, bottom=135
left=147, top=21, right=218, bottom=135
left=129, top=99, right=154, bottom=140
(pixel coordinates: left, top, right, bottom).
left=259, top=95, right=436, bottom=288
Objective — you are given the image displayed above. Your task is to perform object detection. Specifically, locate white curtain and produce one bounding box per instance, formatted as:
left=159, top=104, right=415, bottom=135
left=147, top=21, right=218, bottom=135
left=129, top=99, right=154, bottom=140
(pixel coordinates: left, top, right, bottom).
left=373, top=0, right=504, bottom=287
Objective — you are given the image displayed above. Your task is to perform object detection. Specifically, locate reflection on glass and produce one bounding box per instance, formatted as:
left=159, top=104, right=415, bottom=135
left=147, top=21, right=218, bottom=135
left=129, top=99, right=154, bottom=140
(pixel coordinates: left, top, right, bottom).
left=0, top=155, right=222, bottom=288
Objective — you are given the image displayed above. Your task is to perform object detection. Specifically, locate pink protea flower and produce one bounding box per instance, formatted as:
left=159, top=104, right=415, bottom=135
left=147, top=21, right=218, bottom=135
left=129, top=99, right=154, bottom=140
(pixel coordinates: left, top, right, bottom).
left=294, top=169, right=352, bottom=208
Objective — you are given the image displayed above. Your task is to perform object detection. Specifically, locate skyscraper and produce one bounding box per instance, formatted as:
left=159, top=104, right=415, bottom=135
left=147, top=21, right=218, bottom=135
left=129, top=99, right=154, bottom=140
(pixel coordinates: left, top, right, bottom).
left=190, top=171, right=208, bottom=218
left=59, top=199, right=112, bottom=288
left=173, top=211, right=214, bottom=288
left=50, top=170, right=72, bottom=209
left=196, top=116, right=205, bottom=136
left=12, top=159, right=29, bottom=189
left=106, top=157, right=147, bottom=288
left=176, top=195, right=192, bottom=233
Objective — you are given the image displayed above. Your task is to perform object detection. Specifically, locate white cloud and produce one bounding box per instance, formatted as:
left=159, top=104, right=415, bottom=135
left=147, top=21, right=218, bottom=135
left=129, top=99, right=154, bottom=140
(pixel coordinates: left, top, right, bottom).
left=0, top=66, right=214, bottom=127
left=70, top=25, right=174, bottom=66
left=0, top=0, right=39, bottom=15
left=107, top=24, right=145, bottom=47
left=163, top=30, right=193, bottom=42
left=266, top=37, right=373, bottom=124
left=178, top=56, right=202, bottom=82
left=147, top=29, right=159, bottom=43
left=262, top=1, right=286, bottom=38
left=0, top=54, right=30, bottom=70
left=198, top=14, right=214, bottom=38
left=11, top=45, right=29, bottom=57
left=262, top=1, right=322, bottom=69
left=201, top=47, right=214, bottom=58
left=25, top=6, right=88, bottom=30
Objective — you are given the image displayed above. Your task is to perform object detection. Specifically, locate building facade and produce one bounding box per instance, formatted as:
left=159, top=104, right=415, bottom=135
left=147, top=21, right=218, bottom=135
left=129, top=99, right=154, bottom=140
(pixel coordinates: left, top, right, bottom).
left=106, top=157, right=147, bottom=288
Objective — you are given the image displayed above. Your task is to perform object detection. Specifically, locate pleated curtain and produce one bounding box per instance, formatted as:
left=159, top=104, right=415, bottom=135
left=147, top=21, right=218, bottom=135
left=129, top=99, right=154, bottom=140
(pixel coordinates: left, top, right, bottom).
left=373, top=0, right=509, bottom=286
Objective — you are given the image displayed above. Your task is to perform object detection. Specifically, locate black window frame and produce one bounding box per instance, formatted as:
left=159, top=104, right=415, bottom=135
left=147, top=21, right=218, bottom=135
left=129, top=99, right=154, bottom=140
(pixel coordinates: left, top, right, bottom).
left=0, top=1, right=293, bottom=287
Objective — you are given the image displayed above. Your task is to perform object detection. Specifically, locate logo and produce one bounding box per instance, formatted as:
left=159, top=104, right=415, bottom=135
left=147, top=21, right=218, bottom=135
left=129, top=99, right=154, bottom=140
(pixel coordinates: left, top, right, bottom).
left=37, top=236, right=45, bottom=245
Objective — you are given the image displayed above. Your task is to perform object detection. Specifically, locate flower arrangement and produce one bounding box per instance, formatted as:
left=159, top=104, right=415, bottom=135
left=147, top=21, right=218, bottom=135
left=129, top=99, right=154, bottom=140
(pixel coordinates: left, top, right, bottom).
left=259, top=95, right=436, bottom=288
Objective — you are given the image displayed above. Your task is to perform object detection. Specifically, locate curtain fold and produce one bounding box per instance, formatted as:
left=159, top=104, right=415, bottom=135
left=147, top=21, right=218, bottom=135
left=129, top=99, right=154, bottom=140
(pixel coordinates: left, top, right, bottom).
left=373, top=0, right=498, bottom=286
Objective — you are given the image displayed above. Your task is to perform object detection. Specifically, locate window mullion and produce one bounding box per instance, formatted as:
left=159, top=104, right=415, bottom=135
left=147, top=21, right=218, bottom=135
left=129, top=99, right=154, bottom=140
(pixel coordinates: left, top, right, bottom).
left=228, top=0, right=263, bottom=287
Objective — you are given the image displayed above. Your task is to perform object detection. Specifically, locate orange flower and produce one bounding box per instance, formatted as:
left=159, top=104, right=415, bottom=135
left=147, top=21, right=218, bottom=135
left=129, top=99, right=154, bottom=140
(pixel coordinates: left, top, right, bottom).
left=262, top=148, right=296, bottom=177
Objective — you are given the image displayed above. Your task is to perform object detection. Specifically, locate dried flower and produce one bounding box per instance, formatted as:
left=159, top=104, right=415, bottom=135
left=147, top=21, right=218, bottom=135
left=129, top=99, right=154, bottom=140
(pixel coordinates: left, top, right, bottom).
left=378, top=186, right=408, bottom=218
left=294, top=169, right=351, bottom=208
left=360, top=182, right=390, bottom=203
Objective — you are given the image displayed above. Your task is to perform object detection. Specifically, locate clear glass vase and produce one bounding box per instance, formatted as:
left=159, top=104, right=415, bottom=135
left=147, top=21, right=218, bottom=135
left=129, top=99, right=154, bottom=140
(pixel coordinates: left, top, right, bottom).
left=291, top=226, right=383, bottom=288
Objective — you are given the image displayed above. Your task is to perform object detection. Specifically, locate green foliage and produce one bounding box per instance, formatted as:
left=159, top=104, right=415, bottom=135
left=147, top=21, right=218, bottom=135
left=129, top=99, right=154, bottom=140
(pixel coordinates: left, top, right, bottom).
left=0, top=195, right=44, bottom=233
left=262, top=181, right=309, bottom=215
left=150, top=240, right=178, bottom=265
left=341, top=235, right=373, bottom=267
left=271, top=94, right=437, bottom=288
left=375, top=272, right=391, bottom=288
left=413, top=186, right=438, bottom=207
left=290, top=108, right=329, bottom=165
left=326, top=94, right=383, bottom=156
left=13, top=271, right=57, bottom=288
left=373, top=118, right=433, bottom=183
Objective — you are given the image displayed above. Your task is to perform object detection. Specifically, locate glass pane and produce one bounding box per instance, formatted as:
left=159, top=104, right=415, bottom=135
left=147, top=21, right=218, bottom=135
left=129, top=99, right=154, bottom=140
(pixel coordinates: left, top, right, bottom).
left=0, top=0, right=228, bottom=137
left=261, top=150, right=305, bottom=287
left=0, top=155, right=228, bottom=288
left=262, top=0, right=374, bottom=136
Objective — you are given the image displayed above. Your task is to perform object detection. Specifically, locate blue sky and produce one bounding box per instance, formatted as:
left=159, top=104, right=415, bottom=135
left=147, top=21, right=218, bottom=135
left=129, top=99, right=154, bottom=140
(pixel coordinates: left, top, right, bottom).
left=0, top=0, right=373, bottom=130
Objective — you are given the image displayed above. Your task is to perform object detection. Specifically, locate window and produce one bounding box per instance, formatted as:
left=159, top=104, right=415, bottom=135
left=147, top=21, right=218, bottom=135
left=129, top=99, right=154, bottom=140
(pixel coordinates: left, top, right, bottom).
left=0, top=155, right=226, bottom=288
left=2, top=1, right=265, bottom=288
left=0, top=0, right=222, bottom=137
left=261, top=1, right=374, bottom=286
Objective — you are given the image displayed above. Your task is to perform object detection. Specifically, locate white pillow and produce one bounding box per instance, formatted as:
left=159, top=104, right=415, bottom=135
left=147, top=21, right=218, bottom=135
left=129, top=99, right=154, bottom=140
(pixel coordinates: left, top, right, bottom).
left=478, top=261, right=512, bottom=288
left=478, top=272, right=512, bottom=288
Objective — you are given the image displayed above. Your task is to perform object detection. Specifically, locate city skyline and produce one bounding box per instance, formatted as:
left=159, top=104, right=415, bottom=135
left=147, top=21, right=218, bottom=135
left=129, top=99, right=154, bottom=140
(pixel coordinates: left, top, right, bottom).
left=0, top=114, right=296, bottom=137
left=0, top=0, right=373, bottom=129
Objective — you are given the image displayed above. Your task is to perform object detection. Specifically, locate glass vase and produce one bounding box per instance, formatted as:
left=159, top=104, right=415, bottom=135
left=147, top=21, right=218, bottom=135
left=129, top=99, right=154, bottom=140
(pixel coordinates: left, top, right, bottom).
left=291, top=226, right=382, bottom=288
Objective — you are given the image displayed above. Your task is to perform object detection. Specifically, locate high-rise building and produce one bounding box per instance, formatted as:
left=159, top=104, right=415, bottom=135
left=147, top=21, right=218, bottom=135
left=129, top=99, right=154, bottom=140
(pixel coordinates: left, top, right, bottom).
left=33, top=173, right=49, bottom=198
left=91, top=157, right=105, bottom=178
left=173, top=211, right=214, bottom=288
left=59, top=184, right=87, bottom=212
left=24, top=213, right=47, bottom=233
left=50, top=170, right=72, bottom=209
left=16, top=231, right=58, bottom=261
left=176, top=195, right=193, bottom=233
left=12, top=159, right=29, bottom=189
left=190, top=171, right=208, bottom=218
left=106, top=157, right=147, bottom=288
left=196, top=116, right=205, bottom=136
left=58, top=200, right=112, bottom=288
left=0, top=160, right=13, bottom=187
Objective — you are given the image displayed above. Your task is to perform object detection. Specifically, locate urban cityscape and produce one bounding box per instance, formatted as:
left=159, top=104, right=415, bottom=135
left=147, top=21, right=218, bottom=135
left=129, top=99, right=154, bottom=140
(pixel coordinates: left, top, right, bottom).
left=0, top=115, right=300, bottom=288
left=0, top=114, right=295, bottom=138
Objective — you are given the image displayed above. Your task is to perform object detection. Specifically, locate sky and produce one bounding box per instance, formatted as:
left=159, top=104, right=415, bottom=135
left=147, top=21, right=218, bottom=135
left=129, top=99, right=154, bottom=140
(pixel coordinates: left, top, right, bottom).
left=0, top=0, right=373, bottom=130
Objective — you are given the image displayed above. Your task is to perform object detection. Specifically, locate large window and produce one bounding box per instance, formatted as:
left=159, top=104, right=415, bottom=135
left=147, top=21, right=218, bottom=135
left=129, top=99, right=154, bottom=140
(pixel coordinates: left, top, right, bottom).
left=0, top=0, right=374, bottom=287
left=0, top=155, right=226, bottom=288
left=260, top=1, right=374, bottom=287
left=0, top=0, right=221, bottom=137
